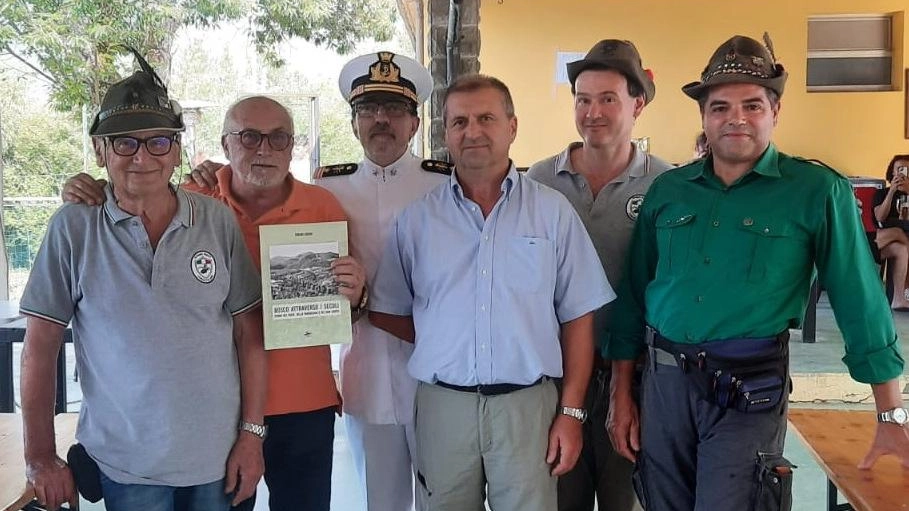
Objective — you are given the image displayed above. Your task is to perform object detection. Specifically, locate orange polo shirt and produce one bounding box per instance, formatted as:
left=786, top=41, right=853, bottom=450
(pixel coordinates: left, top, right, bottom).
left=184, top=166, right=346, bottom=416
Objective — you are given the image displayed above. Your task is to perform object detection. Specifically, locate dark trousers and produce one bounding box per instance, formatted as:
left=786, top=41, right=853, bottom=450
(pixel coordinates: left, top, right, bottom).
left=556, top=369, right=638, bottom=511
left=636, top=350, right=788, bottom=511
left=263, top=407, right=335, bottom=511
left=230, top=407, right=336, bottom=511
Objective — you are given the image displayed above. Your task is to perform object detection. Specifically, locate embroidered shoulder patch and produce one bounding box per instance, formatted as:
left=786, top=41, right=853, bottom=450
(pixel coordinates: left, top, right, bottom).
left=314, top=163, right=358, bottom=179
left=421, top=159, right=453, bottom=175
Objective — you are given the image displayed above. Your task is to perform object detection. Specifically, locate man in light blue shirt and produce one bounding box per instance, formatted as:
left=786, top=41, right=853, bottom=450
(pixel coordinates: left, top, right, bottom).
left=370, top=75, right=614, bottom=511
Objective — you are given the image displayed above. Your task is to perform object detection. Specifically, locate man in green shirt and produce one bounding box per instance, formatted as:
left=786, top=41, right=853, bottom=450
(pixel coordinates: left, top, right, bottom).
left=606, top=34, right=908, bottom=511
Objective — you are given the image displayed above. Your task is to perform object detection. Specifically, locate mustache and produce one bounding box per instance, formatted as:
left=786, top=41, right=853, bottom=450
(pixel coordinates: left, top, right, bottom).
left=461, top=136, right=491, bottom=147
left=369, top=125, right=395, bottom=138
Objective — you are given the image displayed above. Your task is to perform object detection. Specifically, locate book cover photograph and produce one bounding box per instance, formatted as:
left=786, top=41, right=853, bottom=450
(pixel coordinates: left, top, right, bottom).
left=259, top=221, right=352, bottom=349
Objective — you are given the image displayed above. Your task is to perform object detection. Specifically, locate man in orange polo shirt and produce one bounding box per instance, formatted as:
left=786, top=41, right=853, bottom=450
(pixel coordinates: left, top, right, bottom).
left=62, top=95, right=367, bottom=511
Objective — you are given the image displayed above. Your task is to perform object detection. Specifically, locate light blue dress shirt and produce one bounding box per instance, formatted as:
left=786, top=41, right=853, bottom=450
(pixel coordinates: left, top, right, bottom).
left=371, top=165, right=615, bottom=386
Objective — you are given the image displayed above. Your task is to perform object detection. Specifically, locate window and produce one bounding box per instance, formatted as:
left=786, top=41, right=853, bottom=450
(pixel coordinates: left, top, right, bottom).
left=807, top=14, right=896, bottom=92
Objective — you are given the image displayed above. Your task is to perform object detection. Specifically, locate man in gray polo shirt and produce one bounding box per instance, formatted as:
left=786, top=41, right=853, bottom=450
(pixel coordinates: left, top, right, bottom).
left=19, top=51, right=266, bottom=511
left=526, top=40, right=672, bottom=511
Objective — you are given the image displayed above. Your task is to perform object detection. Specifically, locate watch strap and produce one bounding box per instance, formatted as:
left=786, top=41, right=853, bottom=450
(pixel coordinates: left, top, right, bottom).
left=559, top=406, right=587, bottom=423
left=877, top=407, right=908, bottom=425
left=239, top=421, right=267, bottom=439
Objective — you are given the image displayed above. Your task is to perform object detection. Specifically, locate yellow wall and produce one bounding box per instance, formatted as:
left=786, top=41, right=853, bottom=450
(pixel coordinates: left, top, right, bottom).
left=478, top=0, right=909, bottom=176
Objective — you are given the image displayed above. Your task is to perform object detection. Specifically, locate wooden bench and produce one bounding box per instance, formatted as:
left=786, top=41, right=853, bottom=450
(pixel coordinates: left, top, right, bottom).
left=788, top=408, right=908, bottom=511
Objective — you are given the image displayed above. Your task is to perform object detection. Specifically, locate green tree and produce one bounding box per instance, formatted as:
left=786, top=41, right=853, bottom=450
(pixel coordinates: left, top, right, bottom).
left=0, top=0, right=396, bottom=113
left=1, top=67, right=82, bottom=273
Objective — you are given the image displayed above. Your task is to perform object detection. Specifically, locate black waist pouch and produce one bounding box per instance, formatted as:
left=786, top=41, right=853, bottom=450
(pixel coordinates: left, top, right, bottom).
left=66, top=443, right=103, bottom=503
left=653, top=332, right=789, bottom=413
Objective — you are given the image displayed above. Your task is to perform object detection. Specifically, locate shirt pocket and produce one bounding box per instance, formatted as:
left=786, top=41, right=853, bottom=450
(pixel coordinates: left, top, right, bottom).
left=737, top=219, right=808, bottom=283
left=505, top=236, right=555, bottom=294
left=655, top=213, right=697, bottom=274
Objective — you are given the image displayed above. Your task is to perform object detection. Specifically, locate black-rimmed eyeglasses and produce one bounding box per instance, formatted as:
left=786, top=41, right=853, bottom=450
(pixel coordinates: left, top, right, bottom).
left=353, top=101, right=412, bottom=119
left=107, top=135, right=179, bottom=157
left=226, top=129, right=293, bottom=151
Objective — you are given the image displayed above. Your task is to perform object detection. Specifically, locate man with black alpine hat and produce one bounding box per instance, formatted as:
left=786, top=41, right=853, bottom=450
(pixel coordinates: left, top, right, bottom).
left=62, top=90, right=369, bottom=510
left=20, top=49, right=266, bottom=511
left=606, top=34, right=909, bottom=510
left=314, top=51, right=450, bottom=511
left=527, top=39, right=670, bottom=511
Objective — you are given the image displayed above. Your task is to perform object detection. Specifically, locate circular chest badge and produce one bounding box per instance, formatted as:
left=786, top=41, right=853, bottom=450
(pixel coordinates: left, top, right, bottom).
left=626, top=194, right=645, bottom=220
left=191, top=250, right=216, bottom=284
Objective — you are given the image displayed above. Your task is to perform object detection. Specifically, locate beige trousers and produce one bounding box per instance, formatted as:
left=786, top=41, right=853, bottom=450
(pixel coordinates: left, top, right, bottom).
left=413, top=380, right=559, bottom=511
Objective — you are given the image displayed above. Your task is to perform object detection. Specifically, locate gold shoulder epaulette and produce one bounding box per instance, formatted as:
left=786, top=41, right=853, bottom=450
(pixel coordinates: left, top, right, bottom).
left=421, top=159, right=453, bottom=175
left=314, top=163, right=358, bottom=179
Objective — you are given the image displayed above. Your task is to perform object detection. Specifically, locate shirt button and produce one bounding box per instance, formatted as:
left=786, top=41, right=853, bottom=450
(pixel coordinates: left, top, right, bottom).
left=480, top=305, right=486, bottom=311
left=703, top=257, right=710, bottom=264
left=712, top=220, right=720, bottom=227
left=481, top=269, right=487, bottom=275
left=695, top=295, right=703, bottom=302
left=484, top=236, right=489, bottom=241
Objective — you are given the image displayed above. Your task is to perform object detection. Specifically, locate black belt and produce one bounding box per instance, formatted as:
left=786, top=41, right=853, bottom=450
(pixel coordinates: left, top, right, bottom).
left=435, top=377, right=545, bottom=396
left=644, top=325, right=788, bottom=372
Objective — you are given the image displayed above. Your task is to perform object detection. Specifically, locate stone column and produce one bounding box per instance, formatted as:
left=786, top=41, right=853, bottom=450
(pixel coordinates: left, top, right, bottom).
left=428, top=0, right=480, bottom=160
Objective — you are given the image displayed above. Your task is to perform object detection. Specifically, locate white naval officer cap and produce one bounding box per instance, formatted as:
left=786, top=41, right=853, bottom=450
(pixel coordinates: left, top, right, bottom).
left=338, top=51, right=433, bottom=107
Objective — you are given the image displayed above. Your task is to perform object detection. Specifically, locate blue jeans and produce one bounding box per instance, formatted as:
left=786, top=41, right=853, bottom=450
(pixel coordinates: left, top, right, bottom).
left=100, top=472, right=232, bottom=511
left=263, top=407, right=335, bottom=511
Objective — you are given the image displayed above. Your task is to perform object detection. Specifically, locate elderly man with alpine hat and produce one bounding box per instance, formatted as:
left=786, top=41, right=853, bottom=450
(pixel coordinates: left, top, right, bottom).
left=527, top=39, right=671, bottom=511
left=314, top=51, right=450, bottom=511
left=606, top=34, right=909, bottom=511
left=19, top=49, right=266, bottom=511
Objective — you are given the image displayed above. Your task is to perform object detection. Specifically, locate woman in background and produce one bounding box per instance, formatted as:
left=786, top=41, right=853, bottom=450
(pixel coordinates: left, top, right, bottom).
left=872, top=154, right=909, bottom=311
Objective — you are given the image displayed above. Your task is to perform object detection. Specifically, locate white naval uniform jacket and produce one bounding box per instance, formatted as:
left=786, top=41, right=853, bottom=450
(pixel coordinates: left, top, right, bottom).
left=315, top=152, right=449, bottom=424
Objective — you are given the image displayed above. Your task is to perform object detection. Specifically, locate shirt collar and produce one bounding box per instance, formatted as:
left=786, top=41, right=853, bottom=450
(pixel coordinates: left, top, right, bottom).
left=361, top=151, right=416, bottom=181
left=103, top=182, right=193, bottom=226
left=554, top=142, right=584, bottom=175
left=216, top=164, right=300, bottom=218
left=449, top=161, right=519, bottom=201
left=683, top=143, right=780, bottom=182
left=556, top=142, right=649, bottom=180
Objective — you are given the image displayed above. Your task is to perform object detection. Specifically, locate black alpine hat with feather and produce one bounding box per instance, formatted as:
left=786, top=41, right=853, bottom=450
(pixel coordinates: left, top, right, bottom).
left=89, top=47, right=184, bottom=137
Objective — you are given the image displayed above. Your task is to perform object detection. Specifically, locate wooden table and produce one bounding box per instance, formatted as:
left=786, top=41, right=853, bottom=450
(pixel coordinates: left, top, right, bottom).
left=788, top=408, right=909, bottom=511
left=0, top=413, right=79, bottom=511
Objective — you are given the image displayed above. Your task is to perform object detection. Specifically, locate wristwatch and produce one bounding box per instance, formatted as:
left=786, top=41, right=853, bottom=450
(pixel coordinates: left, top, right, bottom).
left=877, top=407, right=909, bottom=425
left=239, top=421, right=268, bottom=439
left=354, top=285, right=369, bottom=312
left=559, top=406, right=588, bottom=424
left=352, top=285, right=369, bottom=323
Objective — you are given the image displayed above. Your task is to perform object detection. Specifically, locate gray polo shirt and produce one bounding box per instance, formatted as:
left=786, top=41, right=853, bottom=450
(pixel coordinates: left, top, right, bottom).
left=20, top=185, right=261, bottom=486
left=527, top=143, right=672, bottom=341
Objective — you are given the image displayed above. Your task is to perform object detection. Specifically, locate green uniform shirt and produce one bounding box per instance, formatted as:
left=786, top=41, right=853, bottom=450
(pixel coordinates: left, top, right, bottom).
left=607, top=144, right=904, bottom=384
